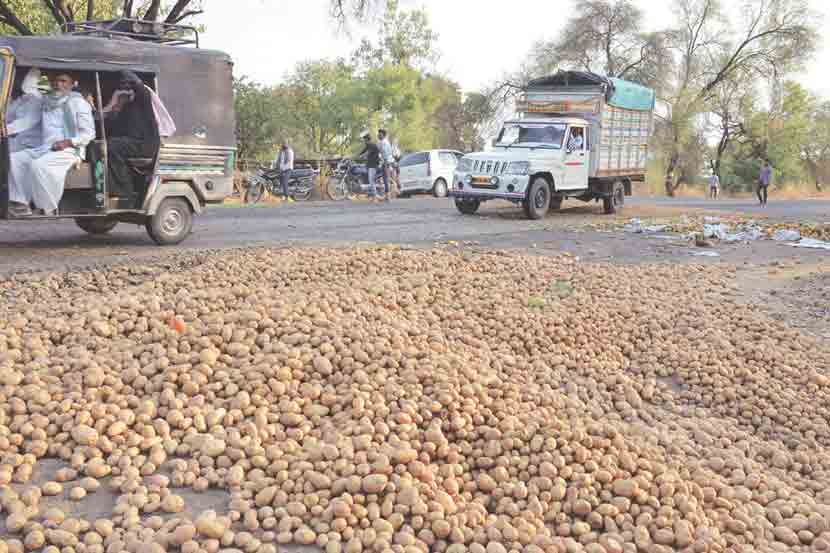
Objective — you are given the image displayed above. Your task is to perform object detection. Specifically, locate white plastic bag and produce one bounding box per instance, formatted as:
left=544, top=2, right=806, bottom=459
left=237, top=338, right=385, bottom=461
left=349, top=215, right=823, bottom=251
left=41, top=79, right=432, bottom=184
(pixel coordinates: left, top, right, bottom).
left=146, top=86, right=177, bottom=138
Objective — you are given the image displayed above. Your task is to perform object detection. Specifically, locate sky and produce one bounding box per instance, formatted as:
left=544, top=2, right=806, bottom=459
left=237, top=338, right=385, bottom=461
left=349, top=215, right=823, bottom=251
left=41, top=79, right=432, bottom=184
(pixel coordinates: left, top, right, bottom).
left=198, top=0, right=830, bottom=97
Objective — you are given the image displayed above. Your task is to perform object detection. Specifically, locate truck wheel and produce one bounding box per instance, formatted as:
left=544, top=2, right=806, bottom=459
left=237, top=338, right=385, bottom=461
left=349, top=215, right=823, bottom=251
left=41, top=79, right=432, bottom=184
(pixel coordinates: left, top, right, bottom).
left=523, top=177, right=551, bottom=219
left=550, top=195, right=563, bottom=211
left=146, top=197, right=193, bottom=245
left=455, top=198, right=480, bottom=215
left=75, top=218, right=118, bottom=235
left=603, top=181, right=625, bottom=214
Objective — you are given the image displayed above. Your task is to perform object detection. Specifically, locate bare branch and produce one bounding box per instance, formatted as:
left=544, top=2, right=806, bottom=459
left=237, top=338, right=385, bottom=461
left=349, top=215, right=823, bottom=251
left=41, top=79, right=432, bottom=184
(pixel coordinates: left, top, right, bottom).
left=167, top=9, right=203, bottom=23
left=143, top=0, right=162, bottom=21
left=41, top=0, right=67, bottom=26
left=123, top=0, right=134, bottom=18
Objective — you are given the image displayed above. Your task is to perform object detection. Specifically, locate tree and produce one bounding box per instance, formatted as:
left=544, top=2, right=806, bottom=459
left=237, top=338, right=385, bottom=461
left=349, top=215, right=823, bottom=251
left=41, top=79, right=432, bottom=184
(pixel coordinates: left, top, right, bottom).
left=351, top=0, right=439, bottom=72
left=802, top=100, right=830, bottom=190
left=0, top=0, right=204, bottom=35
left=706, top=71, right=756, bottom=181
left=530, top=0, right=673, bottom=92
left=281, top=59, right=361, bottom=158
left=661, top=0, right=817, bottom=195
left=233, top=77, right=286, bottom=164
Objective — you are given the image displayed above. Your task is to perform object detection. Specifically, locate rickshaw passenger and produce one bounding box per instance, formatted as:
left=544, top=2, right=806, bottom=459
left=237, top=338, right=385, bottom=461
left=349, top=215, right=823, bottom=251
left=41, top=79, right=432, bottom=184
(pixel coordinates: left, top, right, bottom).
left=7, top=68, right=44, bottom=153
left=101, top=71, right=161, bottom=203
left=8, top=72, right=95, bottom=217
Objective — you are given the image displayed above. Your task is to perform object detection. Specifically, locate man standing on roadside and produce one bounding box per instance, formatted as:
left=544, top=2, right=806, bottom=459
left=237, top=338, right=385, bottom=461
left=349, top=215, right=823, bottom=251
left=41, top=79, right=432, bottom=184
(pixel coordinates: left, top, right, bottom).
left=378, top=129, right=394, bottom=201
left=758, top=159, right=772, bottom=206
left=358, top=132, right=381, bottom=202
left=274, top=141, right=294, bottom=203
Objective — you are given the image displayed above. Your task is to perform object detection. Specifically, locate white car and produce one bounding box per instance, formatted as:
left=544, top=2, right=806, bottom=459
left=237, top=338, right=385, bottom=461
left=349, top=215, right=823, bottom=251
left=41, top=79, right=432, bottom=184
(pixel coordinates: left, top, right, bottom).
left=398, top=149, right=464, bottom=198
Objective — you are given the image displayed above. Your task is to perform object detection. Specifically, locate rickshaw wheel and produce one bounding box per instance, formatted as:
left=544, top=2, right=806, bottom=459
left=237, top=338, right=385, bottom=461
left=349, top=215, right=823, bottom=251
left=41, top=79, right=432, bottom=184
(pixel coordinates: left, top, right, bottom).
left=75, top=218, right=118, bottom=235
left=146, top=197, right=193, bottom=245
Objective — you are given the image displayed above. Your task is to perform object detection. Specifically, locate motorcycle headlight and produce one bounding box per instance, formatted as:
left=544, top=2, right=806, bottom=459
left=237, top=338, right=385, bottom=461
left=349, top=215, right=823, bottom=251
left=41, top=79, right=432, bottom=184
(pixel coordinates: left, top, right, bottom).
left=507, top=161, right=530, bottom=175
left=457, top=158, right=473, bottom=172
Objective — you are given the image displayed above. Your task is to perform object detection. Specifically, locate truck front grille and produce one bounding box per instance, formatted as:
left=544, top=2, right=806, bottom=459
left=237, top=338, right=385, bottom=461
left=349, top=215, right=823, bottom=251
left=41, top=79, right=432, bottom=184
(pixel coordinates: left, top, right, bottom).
left=472, top=160, right=508, bottom=175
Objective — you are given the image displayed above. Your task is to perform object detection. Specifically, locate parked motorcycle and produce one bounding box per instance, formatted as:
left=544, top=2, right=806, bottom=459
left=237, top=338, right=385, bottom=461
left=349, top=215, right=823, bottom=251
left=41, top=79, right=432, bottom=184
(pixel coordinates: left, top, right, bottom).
left=243, top=165, right=318, bottom=204
left=327, top=159, right=387, bottom=201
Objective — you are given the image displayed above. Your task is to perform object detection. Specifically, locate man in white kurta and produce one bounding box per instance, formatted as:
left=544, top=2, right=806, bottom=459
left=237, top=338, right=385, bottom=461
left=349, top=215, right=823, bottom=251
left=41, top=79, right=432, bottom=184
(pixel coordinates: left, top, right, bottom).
left=8, top=72, right=95, bottom=217
left=7, top=68, right=44, bottom=153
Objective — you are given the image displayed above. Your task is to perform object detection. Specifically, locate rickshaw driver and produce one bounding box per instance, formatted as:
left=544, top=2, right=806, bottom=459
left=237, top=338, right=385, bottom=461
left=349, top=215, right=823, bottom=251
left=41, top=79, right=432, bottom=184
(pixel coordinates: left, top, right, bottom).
left=8, top=72, right=95, bottom=217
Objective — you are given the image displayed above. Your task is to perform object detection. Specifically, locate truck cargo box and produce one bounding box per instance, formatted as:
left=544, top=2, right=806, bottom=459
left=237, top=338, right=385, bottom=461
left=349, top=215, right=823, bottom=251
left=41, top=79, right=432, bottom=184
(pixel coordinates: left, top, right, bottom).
left=516, top=71, right=655, bottom=180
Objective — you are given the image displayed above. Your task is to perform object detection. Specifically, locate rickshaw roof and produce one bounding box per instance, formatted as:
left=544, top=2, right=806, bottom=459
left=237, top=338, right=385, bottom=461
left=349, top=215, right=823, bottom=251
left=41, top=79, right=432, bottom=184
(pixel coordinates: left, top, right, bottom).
left=0, top=34, right=232, bottom=73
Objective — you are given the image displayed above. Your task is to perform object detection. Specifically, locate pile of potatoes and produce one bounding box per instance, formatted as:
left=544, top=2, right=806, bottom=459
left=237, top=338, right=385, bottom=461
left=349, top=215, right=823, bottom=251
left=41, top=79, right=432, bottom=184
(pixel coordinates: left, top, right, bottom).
left=2, top=247, right=830, bottom=553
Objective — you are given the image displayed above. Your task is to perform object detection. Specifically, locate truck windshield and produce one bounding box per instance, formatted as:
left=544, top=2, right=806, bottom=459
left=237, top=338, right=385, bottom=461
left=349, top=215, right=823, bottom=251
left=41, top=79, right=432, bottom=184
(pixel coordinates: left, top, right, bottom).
left=496, top=124, right=566, bottom=148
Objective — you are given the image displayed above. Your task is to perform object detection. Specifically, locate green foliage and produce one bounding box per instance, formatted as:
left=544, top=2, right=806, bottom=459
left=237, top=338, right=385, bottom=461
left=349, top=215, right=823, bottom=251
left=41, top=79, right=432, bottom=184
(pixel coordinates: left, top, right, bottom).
left=351, top=0, right=438, bottom=72
left=234, top=1, right=492, bottom=163
left=233, top=77, right=286, bottom=163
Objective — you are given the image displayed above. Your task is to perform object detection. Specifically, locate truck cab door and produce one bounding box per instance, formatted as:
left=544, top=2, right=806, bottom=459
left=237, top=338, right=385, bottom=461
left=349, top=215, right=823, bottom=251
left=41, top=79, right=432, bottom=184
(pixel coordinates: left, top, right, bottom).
left=563, top=126, right=588, bottom=190
left=0, top=47, right=15, bottom=219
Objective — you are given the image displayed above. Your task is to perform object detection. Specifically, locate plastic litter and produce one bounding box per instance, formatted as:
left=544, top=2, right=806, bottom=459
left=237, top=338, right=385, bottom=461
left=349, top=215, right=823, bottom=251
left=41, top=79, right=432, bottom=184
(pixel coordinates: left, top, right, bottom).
left=773, top=229, right=802, bottom=242
left=693, top=251, right=721, bottom=257
left=724, top=227, right=765, bottom=242
left=790, top=238, right=830, bottom=250
left=702, top=224, right=730, bottom=240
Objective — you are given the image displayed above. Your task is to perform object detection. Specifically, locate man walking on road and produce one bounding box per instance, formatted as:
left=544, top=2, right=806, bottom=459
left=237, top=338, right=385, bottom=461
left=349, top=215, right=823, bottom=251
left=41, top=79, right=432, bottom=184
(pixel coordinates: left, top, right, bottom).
left=275, top=141, right=294, bottom=203
left=379, top=129, right=394, bottom=201
left=758, top=159, right=772, bottom=206
left=709, top=172, right=720, bottom=199
left=358, top=132, right=381, bottom=202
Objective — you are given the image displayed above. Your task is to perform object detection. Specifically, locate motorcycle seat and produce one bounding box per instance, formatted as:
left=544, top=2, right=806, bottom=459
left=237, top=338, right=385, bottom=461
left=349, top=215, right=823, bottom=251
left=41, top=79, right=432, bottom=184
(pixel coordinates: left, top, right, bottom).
left=290, top=168, right=316, bottom=178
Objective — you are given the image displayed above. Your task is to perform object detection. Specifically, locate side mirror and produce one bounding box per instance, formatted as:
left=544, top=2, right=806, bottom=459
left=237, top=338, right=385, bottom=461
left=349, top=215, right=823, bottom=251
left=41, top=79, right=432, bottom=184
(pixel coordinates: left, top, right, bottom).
left=491, top=138, right=497, bottom=148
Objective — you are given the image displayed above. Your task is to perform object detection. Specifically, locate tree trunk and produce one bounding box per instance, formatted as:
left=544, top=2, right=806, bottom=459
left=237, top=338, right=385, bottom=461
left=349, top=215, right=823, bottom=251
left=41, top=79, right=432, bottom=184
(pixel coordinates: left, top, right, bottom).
left=664, top=154, right=679, bottom=196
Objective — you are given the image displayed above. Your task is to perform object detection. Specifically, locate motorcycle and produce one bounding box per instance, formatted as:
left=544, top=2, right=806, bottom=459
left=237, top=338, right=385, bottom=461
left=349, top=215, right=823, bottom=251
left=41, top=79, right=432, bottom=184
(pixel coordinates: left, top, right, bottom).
left=327, top=159, right=387, bottom=201
left=243, top=165, right=318, bottom=204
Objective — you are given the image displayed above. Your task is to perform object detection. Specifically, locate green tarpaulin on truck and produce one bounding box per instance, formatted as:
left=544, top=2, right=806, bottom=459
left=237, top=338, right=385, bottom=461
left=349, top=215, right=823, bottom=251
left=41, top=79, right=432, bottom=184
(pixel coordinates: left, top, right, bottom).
left=527, top=71, right=656, bottom=112
left=608, top=77, right=656, bottom=111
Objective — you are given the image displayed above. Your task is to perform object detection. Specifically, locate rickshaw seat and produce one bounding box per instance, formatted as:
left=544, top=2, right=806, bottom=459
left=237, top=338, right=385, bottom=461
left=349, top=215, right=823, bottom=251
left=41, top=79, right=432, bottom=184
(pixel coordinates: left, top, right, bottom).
left=127, top=158, right=155, bottom=169
left=64, top=162, right=93, bottom=190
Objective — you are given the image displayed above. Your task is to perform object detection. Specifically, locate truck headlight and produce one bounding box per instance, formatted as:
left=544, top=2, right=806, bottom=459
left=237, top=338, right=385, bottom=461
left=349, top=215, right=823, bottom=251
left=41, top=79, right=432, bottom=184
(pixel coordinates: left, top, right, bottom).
left=464, top=174, right=473, bottom=185
left=507, top=161, right=530, bottom=175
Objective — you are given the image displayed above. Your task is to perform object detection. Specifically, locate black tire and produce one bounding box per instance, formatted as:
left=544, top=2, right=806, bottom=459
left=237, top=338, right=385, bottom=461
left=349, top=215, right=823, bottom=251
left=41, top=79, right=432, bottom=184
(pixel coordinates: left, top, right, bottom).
left=550, top=195, right=563, bottom=211
left=327, top=176, right=347, bottom=201
left=291, top=186, right=312, bottom=201
left=244, top=181, right=265, bottom=204
left=75, top=218, right=118, bottom=235
left=455, top=198, right=480, bottom=215
left=603, top=180, right=625, bottom=214
left=523, top=177, right=551, bottom=220
left=433, top=178, right=449, bottom=198
left=146, top=197, right=193, bottom=246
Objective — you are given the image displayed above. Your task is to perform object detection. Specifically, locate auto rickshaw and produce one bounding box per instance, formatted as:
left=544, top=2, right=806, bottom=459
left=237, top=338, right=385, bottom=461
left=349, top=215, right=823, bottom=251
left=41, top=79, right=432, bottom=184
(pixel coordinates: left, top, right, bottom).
left=0, top=19, right=235, bottom=245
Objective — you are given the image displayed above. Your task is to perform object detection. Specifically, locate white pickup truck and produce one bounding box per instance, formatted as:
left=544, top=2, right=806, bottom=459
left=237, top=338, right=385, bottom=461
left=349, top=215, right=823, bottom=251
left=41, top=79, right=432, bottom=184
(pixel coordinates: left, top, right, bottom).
left=450, top=71, right=655, bottom=218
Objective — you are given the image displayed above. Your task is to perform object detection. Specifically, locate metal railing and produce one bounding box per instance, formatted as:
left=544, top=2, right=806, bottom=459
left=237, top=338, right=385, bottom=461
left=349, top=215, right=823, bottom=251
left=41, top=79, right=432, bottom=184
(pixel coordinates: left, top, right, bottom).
left=62, top=18, right=200, bottom=48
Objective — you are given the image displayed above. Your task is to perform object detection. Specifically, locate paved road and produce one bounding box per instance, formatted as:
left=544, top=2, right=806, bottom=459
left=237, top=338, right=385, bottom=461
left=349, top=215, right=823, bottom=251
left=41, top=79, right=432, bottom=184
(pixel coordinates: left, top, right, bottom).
left=0, top=196, right=828, bottom=274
